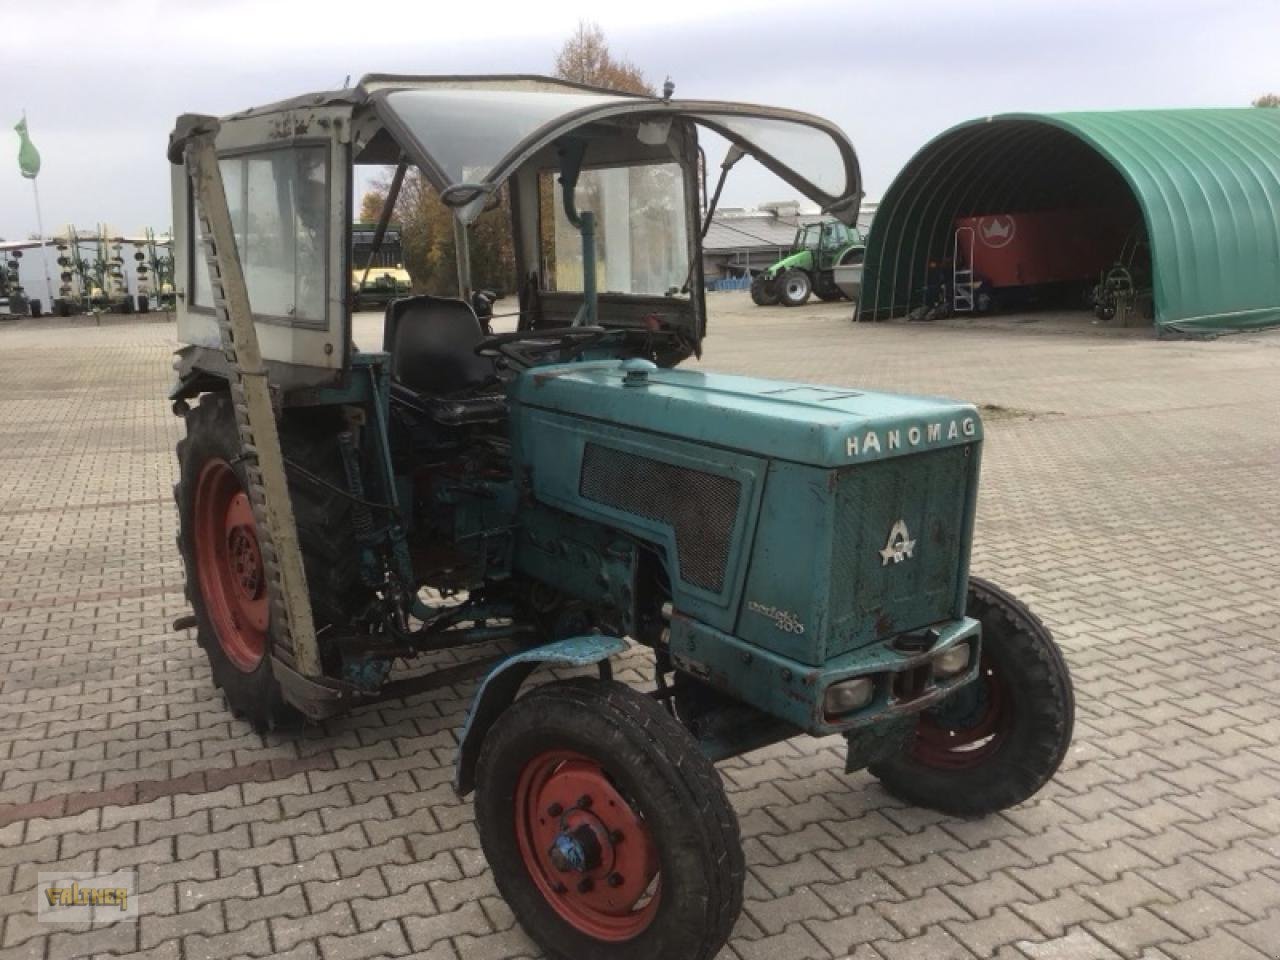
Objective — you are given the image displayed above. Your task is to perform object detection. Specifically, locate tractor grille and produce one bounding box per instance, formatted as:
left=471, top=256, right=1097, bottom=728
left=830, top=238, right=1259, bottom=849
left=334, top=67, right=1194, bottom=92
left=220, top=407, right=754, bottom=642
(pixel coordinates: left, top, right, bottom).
left=579, top=443, right=740, bottom=592
left=827, top=445, right=971, bottom=655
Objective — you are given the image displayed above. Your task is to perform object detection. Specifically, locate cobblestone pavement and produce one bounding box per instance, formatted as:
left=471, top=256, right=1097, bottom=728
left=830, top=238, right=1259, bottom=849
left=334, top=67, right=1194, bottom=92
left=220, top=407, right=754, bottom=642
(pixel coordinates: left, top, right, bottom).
left=1, top=296, right=1279, bottom=960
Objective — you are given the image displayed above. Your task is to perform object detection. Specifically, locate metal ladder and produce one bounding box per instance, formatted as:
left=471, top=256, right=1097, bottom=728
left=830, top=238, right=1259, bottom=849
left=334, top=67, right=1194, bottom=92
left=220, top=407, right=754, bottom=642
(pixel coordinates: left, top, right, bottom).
left=953, top=226, right=976, bottom=313
left=177, top=116, right=322, bottom=679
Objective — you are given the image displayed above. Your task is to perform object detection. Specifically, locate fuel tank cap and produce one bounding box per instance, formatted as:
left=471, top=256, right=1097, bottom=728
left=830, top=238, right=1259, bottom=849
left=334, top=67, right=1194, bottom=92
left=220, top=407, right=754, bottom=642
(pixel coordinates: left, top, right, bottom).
left=620, top=357, right=658, bottom=386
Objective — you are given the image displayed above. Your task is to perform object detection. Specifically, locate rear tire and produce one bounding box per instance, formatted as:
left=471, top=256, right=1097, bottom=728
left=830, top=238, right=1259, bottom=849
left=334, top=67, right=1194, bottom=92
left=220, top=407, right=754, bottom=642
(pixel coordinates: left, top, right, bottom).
left=814, top=271, right=845, bottom=302
left=175, top=391, right=372, bottom=729
left=869, top=577, right=1074, bottom=816
left=777, top=269, right=812, bottom=307
left=475, top=678, right=744, bottom=960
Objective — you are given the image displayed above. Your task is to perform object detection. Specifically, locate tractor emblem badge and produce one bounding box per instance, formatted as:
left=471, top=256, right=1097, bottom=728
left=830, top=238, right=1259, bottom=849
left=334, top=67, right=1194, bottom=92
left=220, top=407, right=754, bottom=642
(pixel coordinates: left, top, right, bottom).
left=880, top=520, right=916, bottom=566
left=979, top=215, right=1015, bottom=248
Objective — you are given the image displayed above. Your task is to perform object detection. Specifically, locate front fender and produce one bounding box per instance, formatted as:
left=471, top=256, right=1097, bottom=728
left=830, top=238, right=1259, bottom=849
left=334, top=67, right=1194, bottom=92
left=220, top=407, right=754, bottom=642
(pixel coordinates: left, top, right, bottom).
left=452, top=635, right=629, bottom=797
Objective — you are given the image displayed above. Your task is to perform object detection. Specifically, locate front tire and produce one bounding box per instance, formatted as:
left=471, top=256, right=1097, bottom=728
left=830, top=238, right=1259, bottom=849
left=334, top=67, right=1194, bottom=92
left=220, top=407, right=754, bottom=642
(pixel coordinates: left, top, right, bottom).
left=869, top=577, right=1074, bottom=816
left=475, top=679, right=744, bottom=960
left=777, top=269, right=812, bottom=307
left=749, top=273, right=778, bottom=306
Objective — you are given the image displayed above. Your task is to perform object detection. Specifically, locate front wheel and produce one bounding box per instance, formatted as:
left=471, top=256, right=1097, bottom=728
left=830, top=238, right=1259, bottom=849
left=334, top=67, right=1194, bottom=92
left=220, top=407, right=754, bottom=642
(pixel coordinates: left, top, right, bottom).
left=475, top=679, right=744, bottom=960
left=869, top=577, right=1074, bottom=816
left=777, top=269, right=812, bottom=307
left=749, top=273, right=778, bottom=306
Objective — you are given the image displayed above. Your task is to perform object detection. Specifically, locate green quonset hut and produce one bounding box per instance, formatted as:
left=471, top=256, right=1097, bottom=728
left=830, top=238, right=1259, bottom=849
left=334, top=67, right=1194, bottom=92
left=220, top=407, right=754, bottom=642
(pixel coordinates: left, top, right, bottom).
left=860, top=109, right=1280, bottom=335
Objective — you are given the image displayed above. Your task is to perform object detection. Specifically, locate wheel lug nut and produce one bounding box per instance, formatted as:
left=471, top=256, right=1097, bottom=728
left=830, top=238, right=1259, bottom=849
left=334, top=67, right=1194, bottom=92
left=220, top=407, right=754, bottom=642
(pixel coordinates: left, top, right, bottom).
left=609, top=829, right=624, bottom=844
left=552, top=881, right=567, bottom=894
left=547, top=803, right=563, bottom=817
left=607, top=873, right=623, bottom=887
left=577, top=794, right=592, bottom=809
left=576, top=877, right=593, bottom=893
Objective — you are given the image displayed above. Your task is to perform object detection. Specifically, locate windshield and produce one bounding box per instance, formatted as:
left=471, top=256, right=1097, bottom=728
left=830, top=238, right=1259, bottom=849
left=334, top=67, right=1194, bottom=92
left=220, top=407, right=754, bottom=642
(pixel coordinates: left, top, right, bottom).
left=541, top=162, right=690, bottom=297
left=374, top=87, right=859, bottom=221
left=696, top=113, right=850, bottom=199
left=379, top=88, right=633, bottom=186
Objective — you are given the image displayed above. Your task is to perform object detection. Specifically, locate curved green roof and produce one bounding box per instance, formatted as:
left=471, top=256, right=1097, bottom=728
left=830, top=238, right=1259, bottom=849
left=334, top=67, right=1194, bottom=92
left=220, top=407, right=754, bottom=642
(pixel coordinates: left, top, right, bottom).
left=861, top=109, right=1280, bottom=334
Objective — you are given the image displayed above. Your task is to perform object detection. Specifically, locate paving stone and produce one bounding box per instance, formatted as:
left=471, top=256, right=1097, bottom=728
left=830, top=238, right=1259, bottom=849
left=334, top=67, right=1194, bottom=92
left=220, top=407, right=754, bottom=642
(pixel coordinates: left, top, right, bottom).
left=271, top=902, right=358, bottom=952
left=184, top=918, right=273, bottom=959
left=736, top=922, right=828, bottom=960
left=874, top=926, right=977, bottom=960
left=403, top=901, right=492, bottom=951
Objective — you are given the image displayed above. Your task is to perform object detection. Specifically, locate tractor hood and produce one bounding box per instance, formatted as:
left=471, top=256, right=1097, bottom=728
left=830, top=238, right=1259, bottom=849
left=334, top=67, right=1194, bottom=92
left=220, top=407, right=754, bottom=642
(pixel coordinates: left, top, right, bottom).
left=515, top=360, right=981, bottom=468
left=762, top=249, right=810, bottom=278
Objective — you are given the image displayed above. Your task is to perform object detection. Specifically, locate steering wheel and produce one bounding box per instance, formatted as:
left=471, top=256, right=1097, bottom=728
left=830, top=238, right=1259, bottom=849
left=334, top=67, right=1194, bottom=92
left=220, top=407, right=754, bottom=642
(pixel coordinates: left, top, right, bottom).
left=476, top=326, right=613, bottom=368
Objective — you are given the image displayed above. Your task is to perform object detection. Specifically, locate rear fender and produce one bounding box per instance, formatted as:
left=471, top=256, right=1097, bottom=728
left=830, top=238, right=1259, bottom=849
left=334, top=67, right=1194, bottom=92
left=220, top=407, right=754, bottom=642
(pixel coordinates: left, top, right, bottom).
left=453, top=635, right=629, bottom=796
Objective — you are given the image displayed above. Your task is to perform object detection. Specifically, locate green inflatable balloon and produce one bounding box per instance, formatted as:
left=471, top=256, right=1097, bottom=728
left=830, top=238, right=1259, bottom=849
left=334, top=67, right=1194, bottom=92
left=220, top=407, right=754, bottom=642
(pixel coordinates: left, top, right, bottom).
left=15, top=117, right=41, bottom=180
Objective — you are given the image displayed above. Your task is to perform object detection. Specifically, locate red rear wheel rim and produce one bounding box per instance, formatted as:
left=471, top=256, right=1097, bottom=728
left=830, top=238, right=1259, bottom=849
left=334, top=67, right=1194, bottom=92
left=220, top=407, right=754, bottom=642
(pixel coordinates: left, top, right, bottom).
left=514, top=749, right=661, bottom=941
left=193, top=459, right=269, bottom=672
left=913, top=655, right=1010, bottom=769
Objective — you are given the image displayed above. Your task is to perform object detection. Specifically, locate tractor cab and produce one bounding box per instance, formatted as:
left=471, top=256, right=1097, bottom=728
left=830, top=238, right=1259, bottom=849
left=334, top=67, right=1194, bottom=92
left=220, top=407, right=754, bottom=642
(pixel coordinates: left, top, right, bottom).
left=170, top=75, right=861, bottom=392
left=793, top=219, right=857, bottom=256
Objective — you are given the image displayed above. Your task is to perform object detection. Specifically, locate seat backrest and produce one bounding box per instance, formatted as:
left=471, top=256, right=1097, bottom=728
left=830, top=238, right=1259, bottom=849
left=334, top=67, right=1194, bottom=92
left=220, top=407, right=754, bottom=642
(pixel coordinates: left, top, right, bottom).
left=384, top=295, right=495, bottom=396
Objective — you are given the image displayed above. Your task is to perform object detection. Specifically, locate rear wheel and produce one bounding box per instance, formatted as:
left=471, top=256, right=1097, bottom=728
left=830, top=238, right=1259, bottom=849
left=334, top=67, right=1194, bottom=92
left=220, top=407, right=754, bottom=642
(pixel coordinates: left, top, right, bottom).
left=814, top=271, right=845, bottom=302
left=777, top=269, right=812, bottom=307
left=749, top=273, right=778, bottom=306
left=175, top=391, right=372, bottom=729
left=869, top=577, right=1074, bottom=816
left=475, top=679, right=743, bottom=960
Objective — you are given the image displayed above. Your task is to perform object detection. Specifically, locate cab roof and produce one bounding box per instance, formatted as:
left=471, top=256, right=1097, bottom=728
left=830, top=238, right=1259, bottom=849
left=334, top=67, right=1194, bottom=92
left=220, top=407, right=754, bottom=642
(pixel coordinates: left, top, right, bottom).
left=177, top=74, right=862, bottom=225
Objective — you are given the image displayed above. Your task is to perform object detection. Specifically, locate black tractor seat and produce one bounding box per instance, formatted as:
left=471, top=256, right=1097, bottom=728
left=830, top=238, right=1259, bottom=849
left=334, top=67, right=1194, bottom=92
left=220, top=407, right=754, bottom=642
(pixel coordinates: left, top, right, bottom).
left=383, top=295, right=505, bottom=424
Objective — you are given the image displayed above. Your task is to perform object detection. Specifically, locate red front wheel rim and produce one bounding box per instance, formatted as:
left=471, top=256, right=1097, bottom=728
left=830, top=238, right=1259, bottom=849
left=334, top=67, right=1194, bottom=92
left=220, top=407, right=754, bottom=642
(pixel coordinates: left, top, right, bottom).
left=913, top=655, right=1010, bottom=769
left=193, top=459, right=269, bottom=673
left=514, top=749, right=661, bottom=941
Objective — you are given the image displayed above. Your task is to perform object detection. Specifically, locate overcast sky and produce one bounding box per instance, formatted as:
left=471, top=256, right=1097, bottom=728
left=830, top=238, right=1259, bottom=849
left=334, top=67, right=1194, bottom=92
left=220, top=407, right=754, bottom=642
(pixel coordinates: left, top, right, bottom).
left=3, top=0, right=1278, bottom=240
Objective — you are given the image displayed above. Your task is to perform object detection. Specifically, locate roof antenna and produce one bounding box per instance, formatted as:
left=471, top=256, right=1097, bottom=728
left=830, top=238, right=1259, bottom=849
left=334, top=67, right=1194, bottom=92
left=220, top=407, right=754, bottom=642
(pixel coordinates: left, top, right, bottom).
left=662, top=77, right=674, bottom=101
left=342, top=74, right=351, bottom=88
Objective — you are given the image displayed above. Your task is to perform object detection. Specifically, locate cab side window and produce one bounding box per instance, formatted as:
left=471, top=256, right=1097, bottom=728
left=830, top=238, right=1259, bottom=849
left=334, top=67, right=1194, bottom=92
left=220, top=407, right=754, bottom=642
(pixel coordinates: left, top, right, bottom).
left=191, top=145, right=328, bottom=327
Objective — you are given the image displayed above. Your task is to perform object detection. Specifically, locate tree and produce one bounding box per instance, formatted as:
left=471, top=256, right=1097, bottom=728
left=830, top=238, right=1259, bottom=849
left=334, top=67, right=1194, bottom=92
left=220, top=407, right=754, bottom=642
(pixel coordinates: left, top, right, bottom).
left=359, top=191, right=384, bottom=222
left=554, top=21, right=654, bottom=95
left=1253, top=93, right=1280, bottom=107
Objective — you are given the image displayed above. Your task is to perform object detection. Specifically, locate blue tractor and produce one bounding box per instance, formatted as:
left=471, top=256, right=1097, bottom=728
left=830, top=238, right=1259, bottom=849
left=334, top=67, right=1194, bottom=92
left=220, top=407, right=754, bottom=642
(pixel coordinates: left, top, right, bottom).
left=167, top=76, right=1073, bottom=960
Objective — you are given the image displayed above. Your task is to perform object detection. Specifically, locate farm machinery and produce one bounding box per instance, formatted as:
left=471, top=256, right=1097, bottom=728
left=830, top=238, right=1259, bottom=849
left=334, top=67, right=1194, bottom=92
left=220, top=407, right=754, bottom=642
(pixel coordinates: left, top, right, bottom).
left=0, top=239, right=44, bottom=317
left=167, top=75, right=1074, bottom=960
left=121, top=228, right=176, bottom=311
left=49, top=225, right=162, bottom=315
left=351, top=220, right=412, bottom=310
left=750, top=218, right=863, bottom=306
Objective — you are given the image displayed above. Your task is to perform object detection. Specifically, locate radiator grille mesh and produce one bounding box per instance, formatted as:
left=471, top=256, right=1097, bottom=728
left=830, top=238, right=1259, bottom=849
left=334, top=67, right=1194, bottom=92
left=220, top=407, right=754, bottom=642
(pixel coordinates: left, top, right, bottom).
left=579, top=443, right=740, bottom=592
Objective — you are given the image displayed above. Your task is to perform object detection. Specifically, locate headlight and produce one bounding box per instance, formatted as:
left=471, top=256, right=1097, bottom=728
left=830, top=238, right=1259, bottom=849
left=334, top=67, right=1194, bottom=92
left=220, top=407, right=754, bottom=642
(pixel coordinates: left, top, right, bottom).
left=824, top=677, right=874, bottom=717
left=933, top=642, right=971, bottom=679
